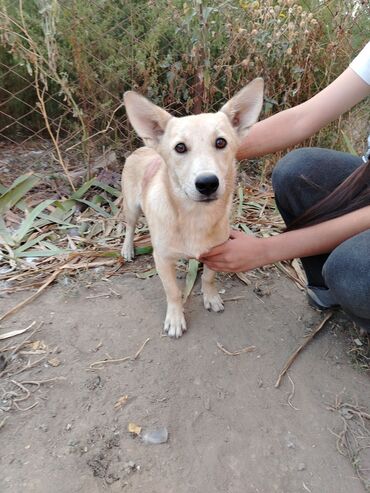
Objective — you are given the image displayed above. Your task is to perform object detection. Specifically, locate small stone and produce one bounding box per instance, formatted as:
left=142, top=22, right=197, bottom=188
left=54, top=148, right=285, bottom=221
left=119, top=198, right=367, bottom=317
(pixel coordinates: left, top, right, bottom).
left=298, top=463, right=306, bottom=471
left=47, top=357, right=61, bottom=367
left=204, top=397, right=211, bottom=411
left=66, top=423, right=72, bottom=431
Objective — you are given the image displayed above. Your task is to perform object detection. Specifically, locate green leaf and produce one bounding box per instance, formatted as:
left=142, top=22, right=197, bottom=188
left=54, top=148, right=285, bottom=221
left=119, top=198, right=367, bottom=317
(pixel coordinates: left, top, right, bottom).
left=94, top=181, right=121, bottom=198
left=238, top=223, right=254, bottom=235
left=183, top=259, right=199, bottom=302
left=134, top=245, right=153, bottom=255
left=136, top=267, right=157, bottom=279
left=71, top=178, right=96, bottom=199
left=0, top=173, right=40, bottom=214
left=13, top=199, right=54, bottom=244
left=16, top=248, right=72, bottom=258
left=14, top=232, right=52, bottom=254
left=76, top=199, right=112, bottom=217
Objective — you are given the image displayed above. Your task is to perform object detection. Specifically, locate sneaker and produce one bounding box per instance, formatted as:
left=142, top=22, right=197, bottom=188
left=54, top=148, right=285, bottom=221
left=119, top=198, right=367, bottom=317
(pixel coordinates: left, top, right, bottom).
left=306, top=286, right=339, bottom=311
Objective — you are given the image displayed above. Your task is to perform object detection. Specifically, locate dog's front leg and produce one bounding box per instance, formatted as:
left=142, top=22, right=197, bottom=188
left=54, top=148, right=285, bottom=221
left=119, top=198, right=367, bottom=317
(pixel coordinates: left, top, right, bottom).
left=154, top=253, right=186, bottom=338
left=201, top=265, right=224, bottom=312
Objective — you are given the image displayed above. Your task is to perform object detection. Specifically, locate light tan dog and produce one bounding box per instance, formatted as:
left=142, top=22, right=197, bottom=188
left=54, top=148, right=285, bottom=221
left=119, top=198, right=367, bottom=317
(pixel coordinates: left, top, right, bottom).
left=122, top=79, right=264, bottom=338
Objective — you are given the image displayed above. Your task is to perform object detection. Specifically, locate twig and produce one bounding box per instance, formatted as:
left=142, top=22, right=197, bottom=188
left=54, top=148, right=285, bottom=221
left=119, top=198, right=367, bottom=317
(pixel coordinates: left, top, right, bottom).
left=0, top=270, right=60, bottom=322
left=89, top=337, right=150, bottom=370
left=20, top=377, right=66, bottom=389
left=9, top=356, right=47, bottom=377
left=0, top=257, right=118, bottom=322
left=275, top=311, right=333, bottom=388
left=14, top=400, right=39, bottom=412
left=216, top=341, right=255, bottom=356
left=222, top=296, right=246, bottom=302
left=65, top=102, right=125, bottom=152
left=11, top=380, right=31, bottom=402
left=85, top=292, right=111, bottom=299
left=0, top=417, right=8, bottom=430
left=287, top=373, right=299, bottom=411
left=10, top=323, right=43, bottom=357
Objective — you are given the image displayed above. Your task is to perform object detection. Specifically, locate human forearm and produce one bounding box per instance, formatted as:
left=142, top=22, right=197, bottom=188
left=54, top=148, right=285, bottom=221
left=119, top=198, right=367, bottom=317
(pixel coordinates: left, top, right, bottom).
left=265, top=205, right=370, bottom=264
left=237, top=68, right=370, bottom=160
left=236, top=106, right=308, bottom=159
left=200, top=206, right=370, bottom=273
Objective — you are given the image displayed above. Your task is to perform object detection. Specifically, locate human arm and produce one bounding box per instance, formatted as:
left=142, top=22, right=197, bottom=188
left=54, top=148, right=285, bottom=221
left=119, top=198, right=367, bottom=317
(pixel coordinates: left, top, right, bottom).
left=237, top=68, right=370, bottom=160
left=199, top=205, right=370, bottom=272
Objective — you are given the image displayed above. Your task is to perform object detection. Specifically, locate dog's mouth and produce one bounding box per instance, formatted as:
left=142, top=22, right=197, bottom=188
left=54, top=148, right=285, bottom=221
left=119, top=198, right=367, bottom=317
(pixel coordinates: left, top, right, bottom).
left=185, top=192, right=218, bottom=202
left=195, top=196, right=218, bottom=203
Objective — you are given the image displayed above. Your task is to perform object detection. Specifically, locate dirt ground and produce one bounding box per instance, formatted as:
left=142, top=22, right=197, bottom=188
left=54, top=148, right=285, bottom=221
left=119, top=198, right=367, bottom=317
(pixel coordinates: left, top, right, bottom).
left=0, top=267, right=369, bottom=493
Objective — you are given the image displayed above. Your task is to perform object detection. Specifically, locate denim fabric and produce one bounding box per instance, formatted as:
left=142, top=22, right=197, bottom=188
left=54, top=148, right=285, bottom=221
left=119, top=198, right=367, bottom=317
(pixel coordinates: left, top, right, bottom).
left=272, top=147, right=370, bottom=330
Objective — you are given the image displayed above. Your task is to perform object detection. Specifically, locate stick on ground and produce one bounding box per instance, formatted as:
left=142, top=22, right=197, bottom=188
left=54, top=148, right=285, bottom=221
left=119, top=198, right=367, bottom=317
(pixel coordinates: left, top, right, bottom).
left=217, top=341, right=256, bottom=356
left=275, top=311, right=333, bottom=388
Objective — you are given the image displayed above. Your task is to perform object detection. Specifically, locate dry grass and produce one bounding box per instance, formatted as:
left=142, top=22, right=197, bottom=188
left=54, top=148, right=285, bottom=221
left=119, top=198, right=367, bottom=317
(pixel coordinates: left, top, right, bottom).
left=329, top=395, right=370, bottom=491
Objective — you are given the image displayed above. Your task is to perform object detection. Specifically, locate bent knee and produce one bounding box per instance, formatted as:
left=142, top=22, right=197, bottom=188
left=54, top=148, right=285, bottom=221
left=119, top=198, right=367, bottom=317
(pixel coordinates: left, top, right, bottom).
left=323, top=231, right=370, bottom=319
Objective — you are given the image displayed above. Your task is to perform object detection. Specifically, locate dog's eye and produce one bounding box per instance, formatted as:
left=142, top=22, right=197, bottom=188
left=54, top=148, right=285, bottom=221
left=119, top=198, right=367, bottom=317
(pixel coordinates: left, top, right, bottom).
left=215, top=137, right=227, bottom=149
left=175, top=143, right=187, bottom=153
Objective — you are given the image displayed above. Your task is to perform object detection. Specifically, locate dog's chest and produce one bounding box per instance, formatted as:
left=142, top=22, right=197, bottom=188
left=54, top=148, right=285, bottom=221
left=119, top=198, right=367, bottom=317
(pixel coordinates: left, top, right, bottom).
left=151, top=207, right=228, bottom=259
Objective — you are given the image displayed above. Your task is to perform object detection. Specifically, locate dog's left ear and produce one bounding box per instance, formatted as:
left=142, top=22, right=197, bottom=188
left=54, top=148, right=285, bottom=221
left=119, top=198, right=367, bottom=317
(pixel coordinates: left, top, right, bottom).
left=220, top=78, right=264, bottom=137
left=124, top=91, right=172, bottom=147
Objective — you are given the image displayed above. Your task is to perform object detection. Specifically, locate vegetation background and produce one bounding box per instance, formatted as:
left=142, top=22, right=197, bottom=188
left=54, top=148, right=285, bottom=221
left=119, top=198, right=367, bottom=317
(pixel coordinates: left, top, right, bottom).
left=1, top=0, right=369, bottom=170
left=0, top=0, right=369, bottom=272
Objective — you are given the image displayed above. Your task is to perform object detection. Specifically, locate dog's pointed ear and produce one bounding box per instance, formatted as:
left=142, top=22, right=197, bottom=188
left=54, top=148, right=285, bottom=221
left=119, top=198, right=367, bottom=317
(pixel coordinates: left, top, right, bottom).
left=220, top=78, right=264, bottom=137
left=124, top=91, right=172, bottom=147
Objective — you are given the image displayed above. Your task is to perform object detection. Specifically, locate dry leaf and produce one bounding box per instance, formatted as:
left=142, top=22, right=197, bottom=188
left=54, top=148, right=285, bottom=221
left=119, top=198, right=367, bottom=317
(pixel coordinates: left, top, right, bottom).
left=0, top=321, right=36, bottom=340
left=128, top=422, right=141, bottom=435
left=114, top=394, right=128, bottom=411
left=236, top=272, right=251, bottom=286
left=47, top=357, right=61, bottom=367
left=30, top=340, right=47, bottom=351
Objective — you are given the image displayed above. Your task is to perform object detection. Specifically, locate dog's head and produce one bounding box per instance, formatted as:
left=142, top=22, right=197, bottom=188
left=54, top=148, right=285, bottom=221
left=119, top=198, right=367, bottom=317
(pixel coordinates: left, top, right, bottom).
left=124, top=79, right=264, bottom=202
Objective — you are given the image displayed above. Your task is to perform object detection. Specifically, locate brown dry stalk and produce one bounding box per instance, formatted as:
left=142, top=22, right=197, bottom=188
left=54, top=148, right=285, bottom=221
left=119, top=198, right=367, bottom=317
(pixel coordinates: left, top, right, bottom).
left=0, top=271, right=60, bottom=323
left=275, top=311, right=333, bottom=388
left=89, top=337, right=150, bottom=370
left=0, top=257, right=118, bottom=323
left=34, top=68, right=75, bottom=191
left=216, top=341, right=256, bottom=356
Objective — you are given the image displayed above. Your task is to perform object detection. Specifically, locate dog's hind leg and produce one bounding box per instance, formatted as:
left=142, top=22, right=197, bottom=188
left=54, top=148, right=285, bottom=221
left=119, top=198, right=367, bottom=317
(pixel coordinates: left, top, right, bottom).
left=201, top=265, right=224, bottom=312
left=154, top=253, right=186, bottom=338
left=121, top=200, right=140, bottom=261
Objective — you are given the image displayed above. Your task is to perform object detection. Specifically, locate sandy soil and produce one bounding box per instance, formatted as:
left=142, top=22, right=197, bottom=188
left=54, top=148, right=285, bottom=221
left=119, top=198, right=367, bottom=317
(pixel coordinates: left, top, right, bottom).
left=0, top=267, right=369, bottom=493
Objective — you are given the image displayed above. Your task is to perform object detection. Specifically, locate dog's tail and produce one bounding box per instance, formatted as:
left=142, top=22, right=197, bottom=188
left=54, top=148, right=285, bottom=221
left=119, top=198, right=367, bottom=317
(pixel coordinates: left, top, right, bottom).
left=286, top=158, right=370, bottom=231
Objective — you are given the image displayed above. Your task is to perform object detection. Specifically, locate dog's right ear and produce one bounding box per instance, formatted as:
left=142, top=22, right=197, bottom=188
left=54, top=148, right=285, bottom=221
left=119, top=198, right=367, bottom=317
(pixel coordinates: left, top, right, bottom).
left=220, top=78, right=264, bottom=138
left=124, top=92, right=172, bottom=147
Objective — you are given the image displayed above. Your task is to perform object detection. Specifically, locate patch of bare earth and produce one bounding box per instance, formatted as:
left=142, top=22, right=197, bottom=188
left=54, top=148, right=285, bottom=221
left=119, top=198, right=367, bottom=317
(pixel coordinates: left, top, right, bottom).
left=0, top=270, right=369, bottom=493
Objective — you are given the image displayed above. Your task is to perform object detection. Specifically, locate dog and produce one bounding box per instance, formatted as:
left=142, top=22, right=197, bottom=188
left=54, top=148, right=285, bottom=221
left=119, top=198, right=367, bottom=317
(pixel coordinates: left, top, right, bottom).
left=121, top=79, right=264, bottom=338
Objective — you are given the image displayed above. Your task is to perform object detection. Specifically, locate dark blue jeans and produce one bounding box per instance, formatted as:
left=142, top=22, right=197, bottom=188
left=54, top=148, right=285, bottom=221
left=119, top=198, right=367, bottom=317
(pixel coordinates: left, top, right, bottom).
left=272, top=148, right=370, bottom=331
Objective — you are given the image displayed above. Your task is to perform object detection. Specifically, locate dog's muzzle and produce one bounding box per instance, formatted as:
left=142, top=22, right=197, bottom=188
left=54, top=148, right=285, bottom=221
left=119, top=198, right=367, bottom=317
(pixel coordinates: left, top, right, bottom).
left=195, top=173, right=219, bottom=197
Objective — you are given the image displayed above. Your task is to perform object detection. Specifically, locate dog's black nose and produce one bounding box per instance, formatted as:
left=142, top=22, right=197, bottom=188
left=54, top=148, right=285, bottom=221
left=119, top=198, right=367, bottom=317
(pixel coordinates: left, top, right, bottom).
left=195, top=173, right=219, bottom=196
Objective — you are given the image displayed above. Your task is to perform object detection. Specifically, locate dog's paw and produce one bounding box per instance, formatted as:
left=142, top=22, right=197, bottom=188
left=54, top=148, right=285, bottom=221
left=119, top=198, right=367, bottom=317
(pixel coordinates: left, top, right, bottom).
left=121, top=242, right=134, bottom=262
left=164, top=308, right=187, bottom=338
left=203, top=292, right=224, bottom=313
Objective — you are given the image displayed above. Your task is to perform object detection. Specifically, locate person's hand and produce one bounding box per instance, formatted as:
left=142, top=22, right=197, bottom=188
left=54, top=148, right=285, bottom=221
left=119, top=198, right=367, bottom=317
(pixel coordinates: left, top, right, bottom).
left=199, top=230, right=270, bottom=273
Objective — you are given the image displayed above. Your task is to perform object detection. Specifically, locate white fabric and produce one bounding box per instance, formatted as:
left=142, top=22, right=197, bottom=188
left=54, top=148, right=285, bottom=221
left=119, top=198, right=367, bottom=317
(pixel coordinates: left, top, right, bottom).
left=350, top=41, right=370, bottom=85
